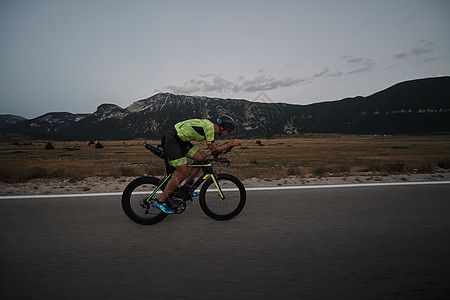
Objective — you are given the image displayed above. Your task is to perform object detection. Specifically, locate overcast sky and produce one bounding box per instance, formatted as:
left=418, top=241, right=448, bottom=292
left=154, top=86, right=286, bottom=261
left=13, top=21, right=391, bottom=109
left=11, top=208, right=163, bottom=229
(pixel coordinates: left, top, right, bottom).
left=1, top=0, right=449, bottom=119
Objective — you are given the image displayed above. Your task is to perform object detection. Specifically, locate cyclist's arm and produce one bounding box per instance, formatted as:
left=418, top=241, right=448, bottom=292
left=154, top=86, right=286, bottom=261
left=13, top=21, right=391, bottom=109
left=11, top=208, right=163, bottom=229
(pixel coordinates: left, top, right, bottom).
left=207, top=139, right=241, bottom=153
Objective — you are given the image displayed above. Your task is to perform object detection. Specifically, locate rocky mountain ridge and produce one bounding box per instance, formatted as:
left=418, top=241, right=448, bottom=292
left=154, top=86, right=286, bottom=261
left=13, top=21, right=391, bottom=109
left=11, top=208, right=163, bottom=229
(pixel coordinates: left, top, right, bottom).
left=2, top=76, right=449, bottom=141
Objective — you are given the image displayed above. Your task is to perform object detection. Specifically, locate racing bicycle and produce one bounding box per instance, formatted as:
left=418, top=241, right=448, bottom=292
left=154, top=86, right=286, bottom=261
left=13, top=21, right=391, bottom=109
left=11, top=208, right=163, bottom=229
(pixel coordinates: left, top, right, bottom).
left=122, top=144, right=246, bottom=225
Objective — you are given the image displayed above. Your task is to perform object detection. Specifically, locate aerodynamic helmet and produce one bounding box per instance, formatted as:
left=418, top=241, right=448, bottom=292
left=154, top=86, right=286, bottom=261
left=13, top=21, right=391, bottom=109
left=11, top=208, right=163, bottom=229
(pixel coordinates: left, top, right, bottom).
left=217, top=115, right=236, bottom=133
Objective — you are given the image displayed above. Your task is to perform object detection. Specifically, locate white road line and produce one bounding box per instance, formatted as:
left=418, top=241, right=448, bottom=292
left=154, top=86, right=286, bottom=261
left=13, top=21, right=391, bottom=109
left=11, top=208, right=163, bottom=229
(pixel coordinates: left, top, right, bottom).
left=1, top=181, right=450, bottom=200
left=244, top=181, right=450, bottom=191
left=0, top=192, right=124, bottom=200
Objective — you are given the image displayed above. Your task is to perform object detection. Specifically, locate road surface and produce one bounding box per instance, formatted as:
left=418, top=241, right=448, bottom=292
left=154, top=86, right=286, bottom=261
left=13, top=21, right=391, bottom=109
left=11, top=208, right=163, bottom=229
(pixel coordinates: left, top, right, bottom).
left=1, top=183, right=450, bottom=299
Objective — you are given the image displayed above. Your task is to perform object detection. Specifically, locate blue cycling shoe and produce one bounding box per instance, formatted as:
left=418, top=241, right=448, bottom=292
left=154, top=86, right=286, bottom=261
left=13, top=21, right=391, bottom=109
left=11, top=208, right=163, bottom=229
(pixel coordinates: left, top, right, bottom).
left=152, top=201, right=175, bottom=214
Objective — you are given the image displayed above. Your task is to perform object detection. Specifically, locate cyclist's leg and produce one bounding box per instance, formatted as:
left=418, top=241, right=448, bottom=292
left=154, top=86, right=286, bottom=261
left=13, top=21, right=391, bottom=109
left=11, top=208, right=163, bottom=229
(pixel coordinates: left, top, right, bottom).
left=185, top=145, right=204, bottom=183
left=158, top=130, right=190, bottom=203
left=158, top=163, right=189, bottom=203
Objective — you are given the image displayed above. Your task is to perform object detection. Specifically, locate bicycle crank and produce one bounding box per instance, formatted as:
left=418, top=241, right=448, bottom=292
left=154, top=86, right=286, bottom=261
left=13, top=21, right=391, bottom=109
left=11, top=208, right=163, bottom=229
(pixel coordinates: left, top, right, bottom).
left=166, top=197, right=186, bottom=214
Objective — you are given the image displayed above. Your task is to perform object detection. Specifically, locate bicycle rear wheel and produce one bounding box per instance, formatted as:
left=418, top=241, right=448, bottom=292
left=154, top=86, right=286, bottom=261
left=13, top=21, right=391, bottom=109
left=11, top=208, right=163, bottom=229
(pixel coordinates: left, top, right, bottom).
left=121, top=176, right=168, bottom=225
left=199, top=174, right=246, bottom=220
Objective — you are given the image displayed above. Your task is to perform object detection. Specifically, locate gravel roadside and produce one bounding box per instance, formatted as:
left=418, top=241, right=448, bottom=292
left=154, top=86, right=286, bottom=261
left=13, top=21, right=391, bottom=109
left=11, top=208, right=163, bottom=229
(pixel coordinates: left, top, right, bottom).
left=2, top=171, right=450, bottom=196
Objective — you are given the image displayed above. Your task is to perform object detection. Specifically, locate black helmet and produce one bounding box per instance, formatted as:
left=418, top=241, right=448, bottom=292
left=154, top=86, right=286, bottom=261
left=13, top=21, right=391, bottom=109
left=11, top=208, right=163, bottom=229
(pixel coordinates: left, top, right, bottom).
left=217, top=115, right=235, bottom=133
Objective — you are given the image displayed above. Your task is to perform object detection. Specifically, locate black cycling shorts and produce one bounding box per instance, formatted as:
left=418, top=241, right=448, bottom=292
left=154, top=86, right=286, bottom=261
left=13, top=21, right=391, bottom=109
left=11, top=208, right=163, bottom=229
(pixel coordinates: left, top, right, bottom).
left=161, top=127, right=199, bottom=166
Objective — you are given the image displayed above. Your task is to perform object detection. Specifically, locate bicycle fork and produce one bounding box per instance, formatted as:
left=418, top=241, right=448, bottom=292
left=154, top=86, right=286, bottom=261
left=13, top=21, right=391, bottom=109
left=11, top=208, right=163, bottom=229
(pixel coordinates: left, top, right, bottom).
left=203, top=173, right=225, bottom=200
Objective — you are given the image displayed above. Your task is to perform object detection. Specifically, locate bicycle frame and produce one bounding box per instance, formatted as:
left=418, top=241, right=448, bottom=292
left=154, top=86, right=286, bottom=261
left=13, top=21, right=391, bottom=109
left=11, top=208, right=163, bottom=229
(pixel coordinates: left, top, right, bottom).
left=144, top=159, right=224, bottom=204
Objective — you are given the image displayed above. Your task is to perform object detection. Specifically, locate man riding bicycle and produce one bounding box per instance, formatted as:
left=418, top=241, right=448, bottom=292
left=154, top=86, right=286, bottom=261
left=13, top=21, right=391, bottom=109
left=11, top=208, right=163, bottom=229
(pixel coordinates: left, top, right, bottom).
left=153, top=115, right=241, bottom=214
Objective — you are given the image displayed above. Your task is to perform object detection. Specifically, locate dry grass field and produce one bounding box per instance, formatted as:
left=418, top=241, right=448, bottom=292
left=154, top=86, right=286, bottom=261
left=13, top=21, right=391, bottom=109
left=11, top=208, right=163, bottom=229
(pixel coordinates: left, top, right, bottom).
left=1, top=136, right=450, bottom=184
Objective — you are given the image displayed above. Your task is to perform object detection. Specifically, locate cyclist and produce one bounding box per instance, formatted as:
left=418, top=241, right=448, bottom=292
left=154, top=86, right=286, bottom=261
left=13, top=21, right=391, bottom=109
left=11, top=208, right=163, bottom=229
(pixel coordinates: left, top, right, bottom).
left=153, top=115, right=241, bottom=214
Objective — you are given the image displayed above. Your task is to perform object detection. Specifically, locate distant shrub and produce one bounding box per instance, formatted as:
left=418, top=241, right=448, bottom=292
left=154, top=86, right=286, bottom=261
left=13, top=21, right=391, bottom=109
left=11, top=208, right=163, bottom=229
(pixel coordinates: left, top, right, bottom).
left=437, top=160, right=450, bottom=169
left=95, top=142, right=104, bottom=149
left=119, top=166, right=137, bottom=176
left=45, top=142, right=54, bottom=150
left=286, top=167, right=307, bottom=176
left=313, top=166, right=328, bottom=177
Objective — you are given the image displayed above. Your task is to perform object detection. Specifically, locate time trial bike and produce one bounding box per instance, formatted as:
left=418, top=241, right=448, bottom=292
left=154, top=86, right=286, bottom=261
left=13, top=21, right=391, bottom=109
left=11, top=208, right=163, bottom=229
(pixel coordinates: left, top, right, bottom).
left=122, top=144, right=246, bottom=225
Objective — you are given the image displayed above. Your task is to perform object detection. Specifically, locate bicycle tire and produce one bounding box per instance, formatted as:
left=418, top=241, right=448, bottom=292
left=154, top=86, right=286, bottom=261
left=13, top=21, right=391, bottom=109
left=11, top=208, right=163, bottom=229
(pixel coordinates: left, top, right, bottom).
left=121, top=176, right=168, bottom=225
left=199, top=174, right=246, bottom=220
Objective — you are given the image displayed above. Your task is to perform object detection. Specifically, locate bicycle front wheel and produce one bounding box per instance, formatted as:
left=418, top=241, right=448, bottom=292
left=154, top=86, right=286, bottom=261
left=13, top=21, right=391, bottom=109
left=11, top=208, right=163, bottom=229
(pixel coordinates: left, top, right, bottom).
left=121, top=176, right=168, bottom=225
left=199, top=174, right=246, bottom=220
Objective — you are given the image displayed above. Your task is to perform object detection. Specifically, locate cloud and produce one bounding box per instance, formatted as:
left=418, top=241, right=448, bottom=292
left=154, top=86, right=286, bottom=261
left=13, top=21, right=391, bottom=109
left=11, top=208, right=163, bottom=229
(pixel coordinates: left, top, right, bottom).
left=311, top=56, right=375, bottom=78
left=205, top=76, right=240, bottom=93
left=421, top=57, right=437, bottom=63
left=393, top=39, right=434, bottom=60
left=199, top=73, right=215, bottom=78
left=411, top=39, right=434, bottom=56
left=240, top=75, right=304, bottom=92
left=342, top=56, right=376, bottom=75
left=314, top=67, right=329, bottom=78
left=164, top=76, right=239, bottom=94
left=164, top=79, right=203, bottom=94
left=393, top=53, right=409, bottom=59
left=161, top=74, right=304, bottom=95
left=312, top=67, right=343, bottom=79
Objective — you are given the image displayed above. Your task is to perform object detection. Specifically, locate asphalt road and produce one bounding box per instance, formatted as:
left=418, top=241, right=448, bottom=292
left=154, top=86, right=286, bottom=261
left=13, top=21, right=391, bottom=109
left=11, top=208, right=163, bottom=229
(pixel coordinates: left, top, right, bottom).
left=1, top=184, right=450, bottom=299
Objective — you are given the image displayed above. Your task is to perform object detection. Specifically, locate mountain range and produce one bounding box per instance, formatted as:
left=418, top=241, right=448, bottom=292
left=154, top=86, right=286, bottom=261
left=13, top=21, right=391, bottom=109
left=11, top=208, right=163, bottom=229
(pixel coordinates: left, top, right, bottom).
left=1, top=76, right=449, bottom=141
